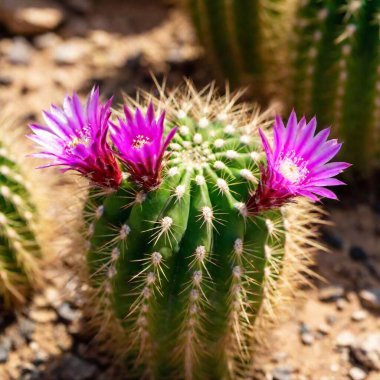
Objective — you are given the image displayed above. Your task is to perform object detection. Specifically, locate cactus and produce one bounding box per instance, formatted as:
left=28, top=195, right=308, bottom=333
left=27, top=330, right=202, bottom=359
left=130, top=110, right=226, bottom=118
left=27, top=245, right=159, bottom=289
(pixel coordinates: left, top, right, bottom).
left=29, top=84, right=349, bottom=379
left=0, top=112, right=41, bottom=307
left=186, top=0, right=296, bottom=99
left=79, top=85, right=321, bottom=379
left=185, top=0, right=380, bottom=169
left=289, top=0, right=380, bottom=168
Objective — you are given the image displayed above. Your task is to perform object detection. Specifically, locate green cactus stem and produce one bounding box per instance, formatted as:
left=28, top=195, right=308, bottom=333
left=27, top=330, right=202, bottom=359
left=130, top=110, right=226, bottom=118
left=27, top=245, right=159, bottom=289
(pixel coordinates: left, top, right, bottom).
left=186, top=0, right=296, bottom=99
left=80, top=84, right=321, bottom=379
left=290, top=0, right=380, bottom=168
left=0, top=113, right=41, bottom=307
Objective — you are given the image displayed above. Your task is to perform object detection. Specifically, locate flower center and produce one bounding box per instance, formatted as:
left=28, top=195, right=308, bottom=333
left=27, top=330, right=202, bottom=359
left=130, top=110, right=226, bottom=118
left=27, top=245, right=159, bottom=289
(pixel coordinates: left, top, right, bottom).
left=278, top=152, right=309, bottom=184
left=132, top=134, right=152, bottom=149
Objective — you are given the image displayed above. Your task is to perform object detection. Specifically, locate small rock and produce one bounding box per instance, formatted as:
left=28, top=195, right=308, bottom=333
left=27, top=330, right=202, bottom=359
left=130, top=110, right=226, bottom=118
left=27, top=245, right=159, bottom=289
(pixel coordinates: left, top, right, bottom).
left=301, top=332, right=315, bottom=346
left=319, top=286, right=345, bottom=302
left=349, top=246, right=368, bottom=262
left=56, top=354, right=97, bottom=380
left=317, top=323, right=331, bottom=335
left=0, top=0, right=64, bottom=35
left=272, top=351, right=288, bottom=363
left=349, top=367, right=367, bottom=380
left=326, top=314, right=337, bottom=325
left=299, top=322, right=310, bottom=335
left=351, top=310, right=368, bottom=322
left=34, top=33, right=61, bottom=49
left=57, top=302, right=81, bottom=322
left=29, top=309, right=56, bottom=323
left=0, top=345, right=8, bottom=363
left=272, top=365, right=294, bottom=380
left=359, top=288, right=380, bottom=311
left=0, top=75, right=13, bottom=86
left=8, top=37, right=33, bottom=65
left=351, top=333, right=380, bottom=370
left=18, top=317, right=35, bottom=339
left=53, top=39, right=90, bottom=65
left=336, top=298, right=348, bottom=311
left=336, top=331, right=356, bottom=347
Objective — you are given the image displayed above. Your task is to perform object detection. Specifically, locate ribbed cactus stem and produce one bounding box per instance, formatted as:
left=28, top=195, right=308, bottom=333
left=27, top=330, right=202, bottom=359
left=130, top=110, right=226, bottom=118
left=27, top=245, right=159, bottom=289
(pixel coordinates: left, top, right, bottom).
left=290, top=0, right=380, bottom=167
left=76, top=85, right=322, bottom=380
left=0, top=139, right=40, bottom=306
left=186, top=0, right=296, bottom=98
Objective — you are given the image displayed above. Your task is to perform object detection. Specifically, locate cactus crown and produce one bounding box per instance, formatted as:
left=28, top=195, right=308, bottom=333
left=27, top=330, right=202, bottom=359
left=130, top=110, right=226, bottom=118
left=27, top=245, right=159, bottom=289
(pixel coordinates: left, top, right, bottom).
left=0, top=112, right=41, bottom=307
left=78, top=84, right=321, bottom=379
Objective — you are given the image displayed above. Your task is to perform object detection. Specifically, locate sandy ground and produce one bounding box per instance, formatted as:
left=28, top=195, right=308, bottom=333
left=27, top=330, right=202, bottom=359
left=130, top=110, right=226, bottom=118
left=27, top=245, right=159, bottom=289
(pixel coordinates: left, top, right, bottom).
left=0, top=1, right=379, bottom=379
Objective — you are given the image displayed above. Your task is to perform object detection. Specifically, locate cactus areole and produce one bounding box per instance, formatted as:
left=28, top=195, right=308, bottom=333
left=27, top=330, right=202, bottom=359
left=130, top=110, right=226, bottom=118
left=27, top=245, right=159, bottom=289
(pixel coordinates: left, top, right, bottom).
left=30, top=84, right=349, bottom=379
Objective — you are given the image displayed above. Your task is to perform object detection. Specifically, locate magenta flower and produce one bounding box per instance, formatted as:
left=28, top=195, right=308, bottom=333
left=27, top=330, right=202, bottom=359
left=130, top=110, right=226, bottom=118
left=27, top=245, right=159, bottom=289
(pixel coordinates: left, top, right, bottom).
left=248, top=111, right=351, bottom=213
left=111, top=102, right=177, bottom=191
left=28, top=87, right=122, bottom=189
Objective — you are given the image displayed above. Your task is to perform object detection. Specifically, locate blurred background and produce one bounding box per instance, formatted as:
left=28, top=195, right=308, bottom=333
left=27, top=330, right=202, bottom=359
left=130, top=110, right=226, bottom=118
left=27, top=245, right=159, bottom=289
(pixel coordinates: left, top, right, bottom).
left=0, top=0, right=379, bottom=379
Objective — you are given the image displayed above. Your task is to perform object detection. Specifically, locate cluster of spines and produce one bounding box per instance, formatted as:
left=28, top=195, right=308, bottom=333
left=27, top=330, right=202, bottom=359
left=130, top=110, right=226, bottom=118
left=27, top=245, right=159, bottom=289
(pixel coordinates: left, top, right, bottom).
left=290, top=0, right=380, bottom=167
left=0, top=142, right=40, bottom=306
left=76, top=84, right=321, bottom=380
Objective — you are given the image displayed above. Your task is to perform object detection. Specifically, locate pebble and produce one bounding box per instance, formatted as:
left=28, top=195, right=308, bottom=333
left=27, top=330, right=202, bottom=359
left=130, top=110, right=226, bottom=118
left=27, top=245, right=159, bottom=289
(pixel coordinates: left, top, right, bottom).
left=351, top=333, right=380, bottom=370
left=0, top=345, right=9, bottom=363
left=18, top=318, right=35, bottom=339
left=53, top=40, right=89, bottom=65
left=319, top=286, right=345, bottom=302
left=317, top=323, right=331, bottom=335
left=57, top=302, right=81, bottom=322
left=8, top=37, right=33, bottom=65
left=301, top=332, right=315, bottom=346
left=34, top=33, right=61, bottom=49
left=0, top=0, right=64, bottom=35
left=326, top=314, right=337, bottom=325
left=29, top=309, right=57, bottom=323
left=0, top=75, right=13, bottom=86
left=351, top=310, right=368, bottom=322
left=272, top=365, right=294, bottom=380
left=336, top=331, right=356, bottom=347
left=359, top=288, right=380, bottom=311
left=349, top=246, right=369, bottom=262
left=349, top=367, right=367, bottom=380
left=336, top=298, right=348, bottom=311
left=272, top=351, right=288, bottom=363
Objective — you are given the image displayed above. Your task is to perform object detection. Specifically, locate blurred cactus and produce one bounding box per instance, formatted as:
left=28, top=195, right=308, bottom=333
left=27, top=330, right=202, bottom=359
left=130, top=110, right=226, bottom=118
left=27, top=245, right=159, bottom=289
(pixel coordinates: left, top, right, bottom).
left=290, top=0, right=380, bottom=168
left=185, top=0, right=380, bottom=168
left=186, top=0, right=296, bottom=99
left=80, top=85, right=321, bottom=379
left=0, top=112, right=41, bottom=307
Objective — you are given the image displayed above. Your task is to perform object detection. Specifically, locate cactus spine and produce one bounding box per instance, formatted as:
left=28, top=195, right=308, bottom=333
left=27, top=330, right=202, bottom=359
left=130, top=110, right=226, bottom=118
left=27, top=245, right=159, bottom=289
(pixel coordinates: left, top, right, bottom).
left=290, top=0, right=380, bottom=168
left=80, top=84, right=321, bottom=379
left=0, top=113, right=41, bottom=307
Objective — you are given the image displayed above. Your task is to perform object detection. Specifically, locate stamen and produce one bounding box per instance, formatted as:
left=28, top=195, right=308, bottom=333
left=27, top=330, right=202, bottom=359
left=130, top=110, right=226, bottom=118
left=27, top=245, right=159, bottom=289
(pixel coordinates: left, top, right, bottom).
left=132, top=134, right=152, bottom=149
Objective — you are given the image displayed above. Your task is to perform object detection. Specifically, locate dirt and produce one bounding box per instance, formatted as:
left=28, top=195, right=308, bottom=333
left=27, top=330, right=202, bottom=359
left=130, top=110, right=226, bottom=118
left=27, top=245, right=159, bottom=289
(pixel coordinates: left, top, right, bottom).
left=0, top=1, right=379, bottom=379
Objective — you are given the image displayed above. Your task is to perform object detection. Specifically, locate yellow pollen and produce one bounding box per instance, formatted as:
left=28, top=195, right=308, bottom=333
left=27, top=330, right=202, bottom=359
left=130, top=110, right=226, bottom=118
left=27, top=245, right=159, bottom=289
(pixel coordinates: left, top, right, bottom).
left=132, top=134, right=152, bottom=149
left=279, top=157, right=305, bottom=184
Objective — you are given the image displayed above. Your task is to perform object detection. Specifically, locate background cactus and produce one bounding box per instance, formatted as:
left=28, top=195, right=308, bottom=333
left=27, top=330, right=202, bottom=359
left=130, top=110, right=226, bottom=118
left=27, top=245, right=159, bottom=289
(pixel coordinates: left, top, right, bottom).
left=78, top=84, right=322, bottom=379
left=290, top=0, right=380, bottom=169
left=0, top=110, right=41, bottom=307
left=185, top=0, right=380, bottom=169
left=186, top=0, right=296, bottom=99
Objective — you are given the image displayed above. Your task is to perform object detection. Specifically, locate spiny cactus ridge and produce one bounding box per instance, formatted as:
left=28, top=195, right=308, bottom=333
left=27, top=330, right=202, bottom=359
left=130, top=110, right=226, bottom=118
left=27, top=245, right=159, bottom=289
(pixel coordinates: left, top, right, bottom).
left=0, top=114, right=41, bottom=306
left=186, top=0, right=380, bottom=168
left=186, top=0, right=296, bottom=99
left=79, top=85, right=322, bottom=379
left=290, top=0, right=380, bottom=167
